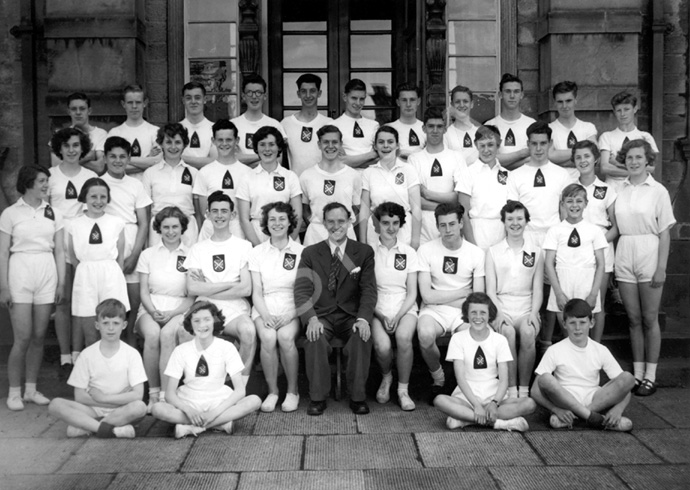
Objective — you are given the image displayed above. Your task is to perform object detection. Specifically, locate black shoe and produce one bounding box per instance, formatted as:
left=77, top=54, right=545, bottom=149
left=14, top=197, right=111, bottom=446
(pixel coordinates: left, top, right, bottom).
left=349, top=400, right=370, bottom=415
left=429, top=384, right=444, bottom=405
left=307, top=399, right=327, bottom=416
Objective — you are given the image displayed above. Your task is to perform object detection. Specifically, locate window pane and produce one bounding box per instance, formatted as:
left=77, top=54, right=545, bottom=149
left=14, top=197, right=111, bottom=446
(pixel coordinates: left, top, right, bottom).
left=351, top=35, right=391, bottom=69
left=187, top=0, right=236, bottom=22
left=282, top=0, right=327, bottom=24
left=190, top=60, right=236, bottom=93
left=283, top=21, right=327, bottom=31
left=283, top=35, right=327, bottom=69
left=283, top=72, right=329, bottom=106
left=448, top=57, right=497, bottom=94
left=447, top=0, right=497, bottom=19
left=188, top=23, right=233, bottom=58
left=350, top=72, right=392, bottom=107
left=448, top=21, right=496, bottom=57
left=351, top=20, right=392, bottom=30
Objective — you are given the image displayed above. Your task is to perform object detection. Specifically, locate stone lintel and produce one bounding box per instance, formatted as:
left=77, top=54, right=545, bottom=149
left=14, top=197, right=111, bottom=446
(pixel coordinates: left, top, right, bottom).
left=536, top=10, right=642, bottom=41
left=44, top=17, right=146, bottom=42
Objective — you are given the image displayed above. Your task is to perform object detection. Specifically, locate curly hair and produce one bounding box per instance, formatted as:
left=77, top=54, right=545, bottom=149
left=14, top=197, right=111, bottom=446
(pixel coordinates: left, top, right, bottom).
left=156, top=122, right=190, bottom=147
left=152, top=206, right=189, bottom=235
left=183, top=301, right=226, bottom=336
left=260, top=201, right=298, bottom=236
left=461, top=292, right=498, bottom=324
left=50, top=127, right=92, bottom=160
left=16, top=165, right=50, bottom=195
left=252, top=126, right=286, bottom=156
left=616, top=139, right=655, bottom=167
left=373, top=201, right=406, bottom=228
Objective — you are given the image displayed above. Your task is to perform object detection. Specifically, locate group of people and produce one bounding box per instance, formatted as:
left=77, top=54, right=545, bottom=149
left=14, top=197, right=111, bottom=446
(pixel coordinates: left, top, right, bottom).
left=0, top=71, right=675, bottom=439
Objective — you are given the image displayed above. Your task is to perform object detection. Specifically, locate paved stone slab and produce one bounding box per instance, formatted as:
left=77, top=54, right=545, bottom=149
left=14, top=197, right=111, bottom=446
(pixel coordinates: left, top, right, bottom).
left=182, top=435, right=302, bottom=472
left=633, top=429, right=690, bottom=463
left=0, top=438, right=83, bottom=474
left=58, top=438, right=193, bottom=473
left=108, top=472, right=239, bottom=489
left=1, top=474, right=114, bottom=490
left=615, top=464, right=690, bottom=490
left=416, top=432, right=542, bottom=467
left=637, top=389, right=690, bottom=428
left=239, top=470, right=365, bottom=490
left=623, top=398, right=673, bottom=429
left=253, top=401, right=356, bottom=435
left=490, top=466, right=628, bottom=490
left=364, top=468, right=497, bottom=490
left=304, top=434, right=421, bottom=470
left=525, top=432, right=662, bottom=465
left=356, top=404, right=446, bottom=433
left=0, top=403, right=58, bottom=438
left=143, top=412, right=258, bottom=438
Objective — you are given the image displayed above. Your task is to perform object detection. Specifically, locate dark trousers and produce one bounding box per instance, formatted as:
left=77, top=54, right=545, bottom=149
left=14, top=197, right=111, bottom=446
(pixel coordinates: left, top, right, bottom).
left=304, top=309, right=372, bottom=402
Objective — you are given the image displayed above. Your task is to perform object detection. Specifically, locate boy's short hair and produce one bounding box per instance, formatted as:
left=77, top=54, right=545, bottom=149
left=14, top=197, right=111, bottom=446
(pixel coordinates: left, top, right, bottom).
left=104, top=136, right=132, bottom=156
left=375, top=125, right=399, bottom=143
left=296, top=73, right=323, bottom=91
left=500, top=200, right=531, bottom=223
left=96, top=298, right=127, bottom=320
left=322, top=201, right=351, bottom=221
left=153, top=206, right=189, bottom=235
left=182, top=81, right=206, bottom=96
left=207, top=190, right=233, bottom=211
left=474, top=125, right=501, bottom=144
left=526, top=121, right=552, bottom=141
left=50, top=127, right=92, bottom=160
left=242, top=73, right=267, bottom=92
left=344, top=78, right=366, bottom=94
left=16, top=165, right=50, bottom=195
left=616, top=138, right=656, bottom=166
left=552, top=80, right=578, bottom=98
left=252, top=126, right=286, bottom=154
left=610, top=91, right=637, bottom=108
left=373, top=201, right=407, bottom=227
left=260, top=201, right=298, bottom=236
left=570, top=140, right=600, bottom=163
left=422, top=106, right=445, bottom=124
left=317, top=124, right=342, bottom=142
left=461, top=292, right=498, bottom=323
left=183, top=301, right=226, bottom=336
left=434, top=202, right=465, bottom=224
left=156, top=122, right=190, bottom=147
left=78, top=177, right=111, bottom=203
left=562, top=298, right=593, bottom=321
left=122, top=84, right=146, bottom=99
left=67, top=92, right=91, bottom=107
left=450, top=84, right=473, bottom=101
left=395, top=82, right=421, bottom=99
left=561, top=183, right=587, bottom=201
left=211, top=119, right=239, bottom=139
left=499, top=73, right=523, bottom=92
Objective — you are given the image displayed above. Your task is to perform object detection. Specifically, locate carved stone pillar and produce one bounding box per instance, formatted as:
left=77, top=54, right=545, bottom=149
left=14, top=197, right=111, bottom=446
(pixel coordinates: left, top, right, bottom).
left=424, top=0, right=446, bottom=108
left=239, top=0, right=260, bottom=78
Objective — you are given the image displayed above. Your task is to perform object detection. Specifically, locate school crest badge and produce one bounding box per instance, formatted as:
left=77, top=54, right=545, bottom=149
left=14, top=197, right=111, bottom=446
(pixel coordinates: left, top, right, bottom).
left=176, top=255, right=187, bottom=272
left=394, top=253, right=407, bottom=271
left=301, top=126, right=313, bottom=142
left=273, top=176, right=286, bottom=191
left=353, top=122, right=363, bottom=138
left=195, top=355, right=209, bottom=377
left=473, top=346, right=487, bottom=369
left=245, top=133, right=254, bottom=149
left=222, top=170, right=234, bottom=189
left=568, top=228, right=581, bottom=248
left=463, top=133, right=473, bottom=148
left=283, top=253, right=296, bottom=270
left=567, top=131, right=577, bottom=148
left=44, top=205, right=55, bottom=221
left=131, top=139, right=141, bottom=157
left=409, top=130, right=420, bottom=146
left=443, top=256, right=458, bottom=274
left=213, top=254, right=225, bottom=272
left=623, top=136, right=630, bottom=145
left=181, top=167, right=193, bottom=185
left=522, top=251, right=535, bottom=268
left=533, top=168, right=546, bottom=187
left=89, top=223, right=103, bottom=244
left=395, top=172, right=405, bottom=185
left=65, top=181, right=78, bottom=199
left=190, top=131, right=200, bottom=148
left=431, top=159, right=443, bottom=177
left=593, top=186, right=607, bottom=200
left=497, top=170, right=508, bottom=185
left=505, top=129, right=515, bottom=147
left=323, top=180, right=335, bottom=196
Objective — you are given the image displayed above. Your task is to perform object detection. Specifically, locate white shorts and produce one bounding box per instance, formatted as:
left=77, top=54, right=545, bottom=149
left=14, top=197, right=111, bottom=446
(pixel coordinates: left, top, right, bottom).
left=616, top=234, right=658, bottom=284
left=565, top=385, right=600, bottom=407
left=148, top=215, right=199, bottom=249
left=202, top=297, right=250, bottom=325
left=176, top=385, right=233, bottom=412
left=72, top=260, right=130, bottom=316
left=420, top=211, right=440, bottom=245
left=419, top=304, right=463, bottom=334
left=63, top=219, right=74, bottom=265
left=496, top=294, right=532, bottom=328
left=601, top=240, right=615, bottom=274
left=547, top=267, right=601, bottom=313
left=8, top=253, right=57, bottom=304
left=123, top=223, right=139, bottom=284
left=92, top=406, right=116, bottom=418
left=304, top=222, right=356, bottom=247
left=376, top=292, right=419, bottom=321
left=251, top=292, right=296, bottom=321
left=199, top=216, right=244, bottom=242
left=135, top=294, right=187, bottom=323
left=451, top=380, right=507, bottom=405
left=470, top=217, right=505, bottom=250
left=368, top=214, right=411, bottom=248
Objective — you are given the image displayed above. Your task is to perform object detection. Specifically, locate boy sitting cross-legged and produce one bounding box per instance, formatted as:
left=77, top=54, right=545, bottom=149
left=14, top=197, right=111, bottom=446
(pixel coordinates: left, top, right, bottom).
left=48, top=299, right=147, bottom=438
left=531, top=298, right=635, bottom=431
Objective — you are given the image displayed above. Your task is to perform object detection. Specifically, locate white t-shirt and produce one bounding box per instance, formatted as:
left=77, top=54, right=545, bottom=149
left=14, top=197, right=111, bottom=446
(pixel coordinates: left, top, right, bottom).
left=300, top=164, right=362, bottom=225
left=230, top=113, right=286, bottom=155
left=543, top=219, right=608, bottom=269
left=48, top=166, right=98, bottom=219
left=192, top=160, right=252, bottom=209
left=409, top=148, right=469, bottom=196
left=388, top=119, right=426, bottom=155
left=136, top=242, right=189, bottom=298
left=579, top=177, right=617, bottom=230
left=550, top=118, right=597, bottom=151
left=374, top=239, right=420, bottom=296
left=107, top=120, right=160, bottom=159
left=180, top=117, right=215, bottom=160
left=68, top=340, right=147, bottom=395
left=141, top=161, right=198, bottom=216
left=598, top=127, right=658, bottom=161
left=455, top=161, right=509, bottom=220
left=615, top=174, right=676, bottom=236
left=444, top=124, right=479, bottom=164
left=362, top=159, right=419, bottom=212
left=0, top=198, right=63, bottom=254
left=281, top=113, right=334, bottom=176
left=489, top=238, right=542, bottom=298
left=166, top=338, right=244, bottom=394
left=417, top=238, right=485, bottom=291
left=102, top=173, right=152, bottom=225
left=333, top=113, right=379, bottom=156
left=247, top=238, right=304, bottom=296
left=70, top=213, right=125, bottom=262
left=484, top=114, right=536, bottom=155
left=235, top=165, right=302, bottom=220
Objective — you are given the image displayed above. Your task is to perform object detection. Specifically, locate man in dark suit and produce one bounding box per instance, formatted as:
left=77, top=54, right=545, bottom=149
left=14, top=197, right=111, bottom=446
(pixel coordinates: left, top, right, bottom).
left=295, top=202, right=377, bottom=415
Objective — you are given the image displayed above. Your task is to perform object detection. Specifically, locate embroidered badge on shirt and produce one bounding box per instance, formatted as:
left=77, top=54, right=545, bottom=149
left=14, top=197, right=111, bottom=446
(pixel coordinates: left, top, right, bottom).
left=623, top=136, right=630, bottom=145
left=195, top=355, right=209, bottom=377
left=431, top=159, right=443, bottom=176
left=394, top=253, right=407, bottom=271
left=213, top=254, right=225, bottom=272
left=131, top=139, right=141, bottom=157
left=44, top=205, right=55, bottom=221
left=473, top=346, right=487, bottom=369
left=443, top=256, right=458, bottom=274
left=245, top=133, right=254, bottom=149
left=353, top=122, right=363, bottom=138
left=273, top=176, right=286, bottom=191
left=300, top=126, right=313, bottom=143
left=593, top=186, right=607, bottom=200
left=323, top=180, right=335, bottom=196
left=222, top=170, right=234, bottom=189
left=65, top=181, right=78, bottom=199
left=395, top=172, right=405, bottom=185
left=568, top=228, right=581, bottom=248
left=463, top=133, right=473, bottom=148
left=190, top=131, right=200, bottom=148
left=176, top=255, right=187, bottom=272
left=89, top=223, right=103, bottom=244
left=409, top=130, right=420, bottom=146
left=522, top=251, right=535, bottom=267
left=283, top=253, right=296, bottom=270
left=533, top=168, right=546, bottom=187
left=497, top=170, right=508, bottom=185
left=181, top=167, right=193, bottom=185
left=505, top=129, right=515, bottom=147
left=567, top=131, right=578, bottom=148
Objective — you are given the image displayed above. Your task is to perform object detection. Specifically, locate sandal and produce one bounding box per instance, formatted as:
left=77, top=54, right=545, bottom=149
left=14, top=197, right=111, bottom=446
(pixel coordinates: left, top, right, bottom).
left=635, top=378, right=657, bottom=397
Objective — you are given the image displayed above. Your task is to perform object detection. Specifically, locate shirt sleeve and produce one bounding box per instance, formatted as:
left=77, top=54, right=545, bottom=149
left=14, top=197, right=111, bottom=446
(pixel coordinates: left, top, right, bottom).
left=506, top=172, right=519, bottom=201
left=592, top=226, right=609, bottom=250
left=287, top=171, right=302, bottom=198
left=361, top=169, right=371, bottom=192
left=495, top=333, right=513, bottom=363
left=598, top=344, right=623, bottom=380
left=598, top=132, right=612, bottom=153
left=445, top=332, right=465, bottom=361
left=235, top=176, right=251, bottom=201
left=542, top=227, right=558, bottom=251
left=642, top=132, right=660, bottom=152
left=136, top=247, right=152, bottom=274
left=0, top=208, right=13, bottom=235
left=534, top=346, right=556, bottom=376
left=140, top=168, right=153, bottom=199
left=473, top=248, right=486, bottom=278
left=127, top=348, right=148, bottom=386
left=655, top=186, right=677, bottom=232
left=351, top=172, right=363, bottom=206
left=247, top=245, right=260, bottom=272
left=224, top=342, right=245, bottom=378
left=134, top=182, right=153, bottom=208
left=405, top=165, right=420, bottom=188
left=164, top=344, right=186, bottom=379
left=67, top=353, right=91, bottom=389
left=416, top=244, right=431, bottom=273
left=183, top=245, right=201, bottom=270
left=192, top=170, right=208, bottom=196
left=407, top=248, right=420, bottom=273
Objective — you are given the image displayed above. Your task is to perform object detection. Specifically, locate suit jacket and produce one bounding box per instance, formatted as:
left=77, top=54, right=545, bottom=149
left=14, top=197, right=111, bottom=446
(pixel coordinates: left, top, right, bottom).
left=294, top=238, right=377, bottom=325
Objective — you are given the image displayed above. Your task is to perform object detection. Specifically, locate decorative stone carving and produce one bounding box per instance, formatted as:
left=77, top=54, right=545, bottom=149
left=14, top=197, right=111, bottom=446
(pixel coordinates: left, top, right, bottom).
left=425, top=0, right=446, bottom=107
left=239, top=0, right=259, bottom=76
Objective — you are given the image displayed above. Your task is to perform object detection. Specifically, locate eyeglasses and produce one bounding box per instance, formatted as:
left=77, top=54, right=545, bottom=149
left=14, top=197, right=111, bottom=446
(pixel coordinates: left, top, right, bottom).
left=244, top=90, right=265, bottom=98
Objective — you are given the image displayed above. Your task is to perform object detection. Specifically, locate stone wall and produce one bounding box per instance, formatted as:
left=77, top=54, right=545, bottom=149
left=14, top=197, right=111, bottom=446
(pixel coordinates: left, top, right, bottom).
left=145, top=0, right=168, bottom=125
left=517, top=0, right=539, bottom=115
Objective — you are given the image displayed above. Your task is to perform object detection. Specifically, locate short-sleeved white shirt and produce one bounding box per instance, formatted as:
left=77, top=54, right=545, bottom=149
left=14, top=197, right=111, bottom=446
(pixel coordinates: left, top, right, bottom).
left=598, top=127, right=658, bottom=158
left=374, top=239, right=420, bottom=295
left=409, top=148, right=469, bottom=196
left=549, top=118, right=597, bottom=151
left=165, top=338, right=244, bottom=393
left=579, top=177, right=617, bottom=230
left=446, top=328, right=512, bottom=390
left=0, top=198, right=63, bottom=254
left=68, top=340, right=147, bottom=394
left=136, top=242, right=189, bottom=298
left=281, top=113, right=334, bottom=176
left=506, top=162, right=571, bottom=236
left=141, top=160, right=198, bottom=216
left=70, top=213, right=125, bottom=262
left=362, top=159, right=419, bottom=212
left=388, top=119, right=426, bottom=155
left=489, top=238, right=542, bottom=298
left=48, top=166, right=97, bottom=219
left=484, top=114, right=536, bottom=155
left=236, top=165, right=302, bottom=220
left=248, top=238, right=304, bottom=296
left=543, top=219, right=608, bottom=269
left=230, top=113, right=286, bottom=155
left=107, top=121, right=160, bottom=159
left=333, top=114, right=379, bottom=156
left=192, top=160, right=252, bottom=208
left=456, top=161, right=509, bottom=220
left=102, top=173, right=152, bottom=225
left=615, top=174, right=676, bottom=236
left=180, top=117, right=214, bottom=160
left=300, top=164, right=362, bottom=225
left=418, top=238, right=485, bottom=291
left=444, top=124, right=479, bottom=164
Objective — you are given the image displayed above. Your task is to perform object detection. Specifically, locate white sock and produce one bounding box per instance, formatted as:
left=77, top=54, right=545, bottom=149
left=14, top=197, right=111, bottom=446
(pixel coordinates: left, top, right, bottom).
left=8, top=386, right=21, bottom=398
left=518, top=386, right=529, bottom=398
left=507, top=386, right=518, bottom=398
left=645, top=363, right=657, bottom=383
left=430, top=367, right=445, bottom=385
left=149, top=387, right=161, bottom=398
left=159, top=392, right=166, bottom=403
left=397, top=382, right=409, bottom=392
left=71, top=351, right=81, bottom=364
left=25, top=383, right=37, bottom=395
left=382, top=371, right=393, bottom=382
left=633, top=362, right=645, bottom=381
left=60, top=354, right=72, bottom=365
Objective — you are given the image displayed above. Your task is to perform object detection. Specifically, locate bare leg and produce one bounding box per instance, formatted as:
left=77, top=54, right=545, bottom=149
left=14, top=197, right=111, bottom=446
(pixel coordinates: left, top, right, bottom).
left=255, top=318, right=279, bottom=395
left=136, top=313, right=162, bottom=392
left=25, top=304, right=53, bottom=383
left=395, top=315, right=417, bottom=384
left=205, top=395, right=262, bottom=428
left=55, top=264, right=74, bottom=358
left=371, top=318, right=393, bottom=374
left=126, top=283, right=140, bottom=347
left=638, top=282, right=663, bottom=364
left=276, top=320, right=300, bottom=395
left=515, top=317, right=537, bottom=389
left=49, top=398, right=146, bottom=433
left=537, top=373, right=591, bottom=420
left=619, top=282, right=644, bottom=363
left=591, top=272, right=610, bottom=342
left=499, top=323, right=518, bottom=389
left=7, top=304, right=33, bottom=388
left=224, top=315, right=257, bottom=377
left=417, top=317, right=444, bottom=374
left=75, top=316, right=99, bottom=346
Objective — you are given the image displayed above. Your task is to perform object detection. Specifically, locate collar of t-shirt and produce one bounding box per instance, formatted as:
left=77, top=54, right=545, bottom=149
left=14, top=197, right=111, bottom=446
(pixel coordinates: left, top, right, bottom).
left=623, top=173, right=654, bottom=187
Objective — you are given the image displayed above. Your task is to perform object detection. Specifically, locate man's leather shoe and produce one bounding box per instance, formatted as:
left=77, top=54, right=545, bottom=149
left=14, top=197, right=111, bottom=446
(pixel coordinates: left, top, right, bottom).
left=307, top=400, right=327, bottom=416
left=349, top=400, right=370, bottom=415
